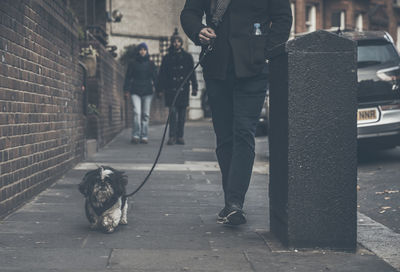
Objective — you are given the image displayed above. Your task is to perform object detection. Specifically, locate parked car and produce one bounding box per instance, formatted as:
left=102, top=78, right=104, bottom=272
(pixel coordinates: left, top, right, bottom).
left=259, top=30, right=400, bottom=144
left=339, top=30, right=400, bottom=148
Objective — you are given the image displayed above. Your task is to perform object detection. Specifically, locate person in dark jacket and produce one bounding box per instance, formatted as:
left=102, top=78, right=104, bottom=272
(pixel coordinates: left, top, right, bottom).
left=157, top=33, right=198, bottom=145
left=124, top=43, right=157, bottom=144
left=181, top=0, right=292, bottom=225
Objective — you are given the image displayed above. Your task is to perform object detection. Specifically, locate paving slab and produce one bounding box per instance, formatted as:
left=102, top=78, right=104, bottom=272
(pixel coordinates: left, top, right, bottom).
left=0, top=122, right=398, bottom=271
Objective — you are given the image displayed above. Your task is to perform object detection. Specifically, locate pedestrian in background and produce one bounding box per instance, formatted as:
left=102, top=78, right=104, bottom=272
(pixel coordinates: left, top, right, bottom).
left=181, top=0, right=292, bottom=225
left=124, top=43, right=157, bottom=144
left=157, top=31, right=198, bottom=145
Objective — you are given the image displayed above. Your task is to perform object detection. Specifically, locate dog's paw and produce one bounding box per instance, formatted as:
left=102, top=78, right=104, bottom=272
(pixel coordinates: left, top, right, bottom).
left=101, top=220, right=115, bottom=233
left=101, top=214, right=119, bottom=233
left=103, top=226, right=115, bottom=233
left=119, top=218, right=128, bottom=225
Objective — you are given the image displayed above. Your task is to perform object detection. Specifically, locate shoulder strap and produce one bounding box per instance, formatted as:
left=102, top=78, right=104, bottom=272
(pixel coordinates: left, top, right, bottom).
left=211, top=0, right=232, bottom=27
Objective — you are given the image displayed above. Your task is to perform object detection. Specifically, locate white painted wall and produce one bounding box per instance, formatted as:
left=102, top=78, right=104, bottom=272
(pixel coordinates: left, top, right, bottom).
left=397, top=26, right=400, bottom=50
left=188, top=40, right=205, bottom=120
left=107, top=0, right=186, bottom=56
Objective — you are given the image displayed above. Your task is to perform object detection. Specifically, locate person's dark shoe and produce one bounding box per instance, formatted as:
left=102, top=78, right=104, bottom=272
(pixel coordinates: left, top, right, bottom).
left=130, top=137, right=139, bottom=144
left=176, top=137, right=185, bottom=145
left=140, top=138, right=148, bottom=144
left=217, top=206, right=231, bottom=223
left=167, top=137, right=176, bottom=145
left=221, top=204, right=246, bottom=226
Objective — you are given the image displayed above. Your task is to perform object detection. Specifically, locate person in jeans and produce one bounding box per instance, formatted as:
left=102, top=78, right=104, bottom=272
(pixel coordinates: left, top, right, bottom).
left=124, top=43, right=157, bottom=144
left=157, top=32, right=198, bottom=145
left=181, top=0, right=292, bottom=225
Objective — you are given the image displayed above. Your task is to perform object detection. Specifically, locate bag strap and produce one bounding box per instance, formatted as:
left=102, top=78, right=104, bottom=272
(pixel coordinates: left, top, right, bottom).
left=211, top=0, right=232, bottom=27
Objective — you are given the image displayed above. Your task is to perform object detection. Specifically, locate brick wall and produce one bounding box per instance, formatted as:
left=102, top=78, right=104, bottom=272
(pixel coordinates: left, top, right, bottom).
left=0, top=0, right=85, bottom=218
left=82, top=39, right=127, bottom=146
left=0, top=0, right=126, bottom=218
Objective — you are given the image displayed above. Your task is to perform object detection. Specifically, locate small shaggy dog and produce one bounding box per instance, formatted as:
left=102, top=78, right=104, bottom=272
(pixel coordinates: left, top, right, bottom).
left=79, top=166, right=128, bottom=233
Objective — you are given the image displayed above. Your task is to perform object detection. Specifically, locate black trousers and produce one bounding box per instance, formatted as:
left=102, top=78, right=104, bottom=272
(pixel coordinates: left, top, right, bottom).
left=169, top=106, right=187, bottom=138
left=206, top=72, right=267, bottom=208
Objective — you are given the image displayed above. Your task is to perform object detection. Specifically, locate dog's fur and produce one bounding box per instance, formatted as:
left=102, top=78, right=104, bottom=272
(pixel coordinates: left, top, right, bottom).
left=79, top=166, right=128, bottom=233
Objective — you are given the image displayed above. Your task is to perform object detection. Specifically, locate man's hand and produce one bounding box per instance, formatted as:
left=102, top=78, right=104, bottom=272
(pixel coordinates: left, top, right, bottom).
left=199, top=28, right=216, bottom=45
left=156, top=92, right=163, bottom=99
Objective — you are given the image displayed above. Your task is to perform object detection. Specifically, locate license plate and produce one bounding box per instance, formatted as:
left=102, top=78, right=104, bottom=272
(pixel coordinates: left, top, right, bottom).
left=357, top=108, right=379, bottom=124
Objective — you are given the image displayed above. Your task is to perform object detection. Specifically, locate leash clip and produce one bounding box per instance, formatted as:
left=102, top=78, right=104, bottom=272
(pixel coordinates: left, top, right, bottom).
left=207, top=38, right=215, bottom=52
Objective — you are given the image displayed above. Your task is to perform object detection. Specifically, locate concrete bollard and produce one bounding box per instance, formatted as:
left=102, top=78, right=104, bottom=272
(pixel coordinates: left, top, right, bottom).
left=268, top=30, right=358, bottom=251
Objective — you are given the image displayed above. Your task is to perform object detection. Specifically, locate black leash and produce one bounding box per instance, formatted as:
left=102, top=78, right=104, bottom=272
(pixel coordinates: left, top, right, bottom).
left=124, top=44, right=213, bottom=197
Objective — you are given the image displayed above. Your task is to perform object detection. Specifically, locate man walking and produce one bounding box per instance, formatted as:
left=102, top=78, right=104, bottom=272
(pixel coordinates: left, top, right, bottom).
left=181, top=0, right=292, bottom=225
left=157, top=31, right=198, bottom=145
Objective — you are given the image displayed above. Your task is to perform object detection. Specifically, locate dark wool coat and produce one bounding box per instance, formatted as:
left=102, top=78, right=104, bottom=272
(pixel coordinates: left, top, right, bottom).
left=157, top=48, right=198, bottom=107
left=180, top=0, right=292, bottom=79
left=124, top=55, right=157, bottom=96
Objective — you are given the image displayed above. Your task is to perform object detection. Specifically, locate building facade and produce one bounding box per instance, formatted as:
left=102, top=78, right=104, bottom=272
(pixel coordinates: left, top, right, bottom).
left=291, top=0, right=400, bottom=48
left=105, top=0, right=400, bottom=123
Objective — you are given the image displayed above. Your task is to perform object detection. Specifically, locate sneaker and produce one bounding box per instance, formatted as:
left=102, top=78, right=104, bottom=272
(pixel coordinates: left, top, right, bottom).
left=176, top=137, right=185, bottom=145
left=167, top=137, right=176, bottom=145
left=130, top=137, right=139, bottom=144
left=222, top=204, right=246, bottom=226
left=140, top=138, right=148, bottom=144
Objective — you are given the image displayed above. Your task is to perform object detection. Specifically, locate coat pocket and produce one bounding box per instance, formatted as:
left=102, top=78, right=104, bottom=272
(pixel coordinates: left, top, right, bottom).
left=250, top=35, right=267, bottom=65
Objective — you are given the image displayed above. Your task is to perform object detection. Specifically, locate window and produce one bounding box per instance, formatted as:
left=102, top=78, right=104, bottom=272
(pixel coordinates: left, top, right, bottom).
left=355, top=14, right=363, bottom=32
left=397, top=26, right=400, bottom=50
left=305, top=5, right=317, bottom=32
left=357, top=41, right=400, bottom=68
left=290, top=2, right=295, bottom=37
left=332, top=11, right=346, bottom=29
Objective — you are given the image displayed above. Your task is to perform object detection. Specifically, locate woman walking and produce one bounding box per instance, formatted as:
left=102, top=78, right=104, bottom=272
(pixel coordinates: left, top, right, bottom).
left=124, top=43, right=157, bottom=144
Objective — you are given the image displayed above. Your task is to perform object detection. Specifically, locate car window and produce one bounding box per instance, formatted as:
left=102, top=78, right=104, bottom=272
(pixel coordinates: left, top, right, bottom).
left=357, top=41, right=399, bottom=68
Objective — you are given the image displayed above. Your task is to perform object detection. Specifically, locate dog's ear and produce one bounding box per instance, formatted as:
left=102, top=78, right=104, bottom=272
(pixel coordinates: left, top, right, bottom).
left=119, top=171, right=128, bottom=187
left=79, top=169, right=98, bottom=197
left=112, top=170, right=128, bottom=196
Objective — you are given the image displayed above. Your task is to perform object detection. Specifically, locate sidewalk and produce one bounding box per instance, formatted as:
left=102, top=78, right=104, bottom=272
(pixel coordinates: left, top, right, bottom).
left=0, top=121, right=397, bottom=272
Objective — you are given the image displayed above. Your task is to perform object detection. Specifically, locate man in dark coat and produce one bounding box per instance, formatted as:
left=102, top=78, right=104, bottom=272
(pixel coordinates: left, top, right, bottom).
left=157, top=33, right=198, bottom=145
left=181, top=0, right=292, bottom=225
left=124, top=43, right=157, bottom=144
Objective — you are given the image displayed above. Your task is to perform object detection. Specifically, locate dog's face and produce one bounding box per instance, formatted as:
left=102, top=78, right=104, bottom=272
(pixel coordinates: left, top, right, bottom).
left=79, top=166, right=127, bottom=208
left=91, top=179, right=114, bottom=207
